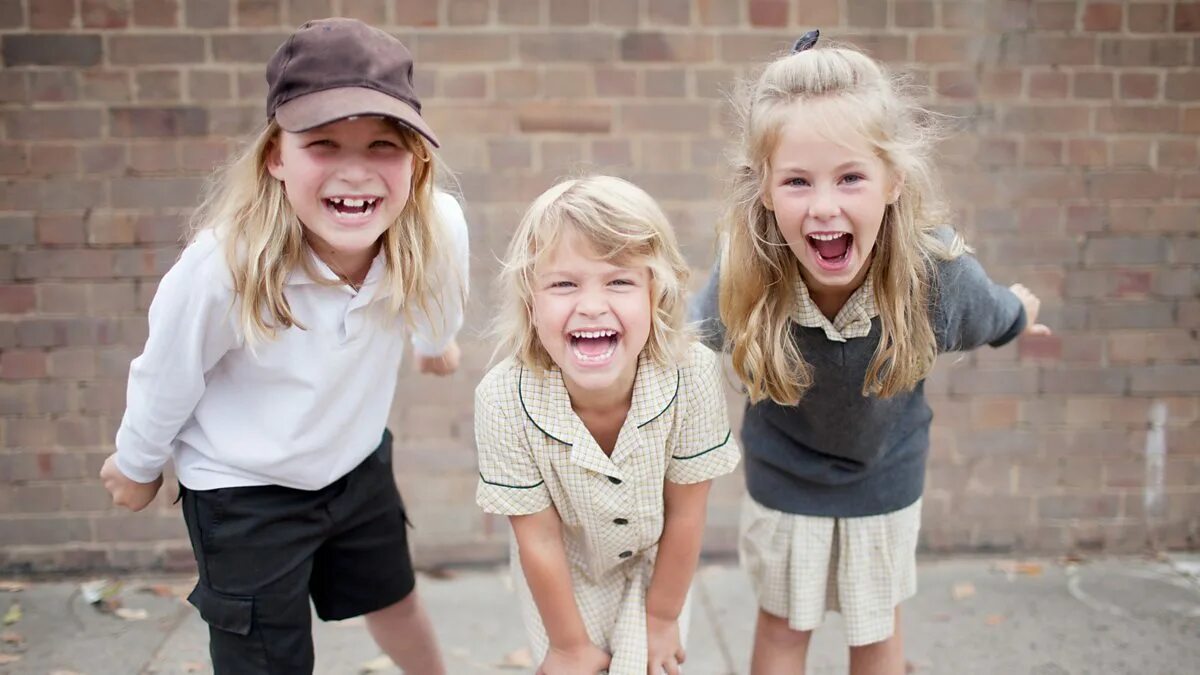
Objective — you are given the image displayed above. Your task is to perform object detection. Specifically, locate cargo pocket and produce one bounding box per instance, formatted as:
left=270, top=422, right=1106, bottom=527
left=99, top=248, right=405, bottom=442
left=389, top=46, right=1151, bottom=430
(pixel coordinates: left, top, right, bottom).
left=188, top=583, right=254, bottom=636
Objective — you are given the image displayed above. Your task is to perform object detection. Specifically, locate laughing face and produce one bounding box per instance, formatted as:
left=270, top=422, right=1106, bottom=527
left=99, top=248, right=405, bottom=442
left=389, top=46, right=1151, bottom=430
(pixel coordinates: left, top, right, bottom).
left=267, top=115, right=417, bottom=270
left=764, top=109, right=900, bottom=305
left=530, top=230, right=653, bottom=404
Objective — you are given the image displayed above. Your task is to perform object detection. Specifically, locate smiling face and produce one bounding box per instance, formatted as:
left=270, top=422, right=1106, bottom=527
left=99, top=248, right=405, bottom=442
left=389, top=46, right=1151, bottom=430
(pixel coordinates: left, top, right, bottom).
left=763, top=105, right=900, bottom=302
left=530, top=229, right=653, bottom=405
left=267, top=115, right=418, bottom=267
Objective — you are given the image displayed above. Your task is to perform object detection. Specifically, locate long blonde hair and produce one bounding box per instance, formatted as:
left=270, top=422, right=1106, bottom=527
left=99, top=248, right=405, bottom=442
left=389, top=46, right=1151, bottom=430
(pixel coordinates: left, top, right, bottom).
left=721, top=44, right=965, bottom=405
left=190, top=119, right=453, bottom=345
left=494, top=175, right=691, bottom=372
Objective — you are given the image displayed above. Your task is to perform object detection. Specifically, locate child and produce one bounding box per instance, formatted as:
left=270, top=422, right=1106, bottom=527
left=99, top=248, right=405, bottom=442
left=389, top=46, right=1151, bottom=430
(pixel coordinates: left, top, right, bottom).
left=98, top=18, right=467, bottom=674
left=692, top=32, right=1051, bottom=675
left=474, top=176, right=740, bottom=675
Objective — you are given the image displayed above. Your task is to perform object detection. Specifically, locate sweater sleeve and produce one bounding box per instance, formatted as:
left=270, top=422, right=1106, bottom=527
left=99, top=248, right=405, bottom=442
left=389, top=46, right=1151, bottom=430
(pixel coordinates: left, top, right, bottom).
left=689, top=258, right=727, bottom=352
left=933, top=244, right=1027, bottom=353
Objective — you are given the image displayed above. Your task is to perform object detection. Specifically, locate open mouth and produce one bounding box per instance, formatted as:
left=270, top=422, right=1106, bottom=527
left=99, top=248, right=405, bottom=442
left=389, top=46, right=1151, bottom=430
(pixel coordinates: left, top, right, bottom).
left=569, top=329, right=620, bottom=364
left=323, top=196, right=380, bottom=217
left=807, top=232, right=853, bottom=268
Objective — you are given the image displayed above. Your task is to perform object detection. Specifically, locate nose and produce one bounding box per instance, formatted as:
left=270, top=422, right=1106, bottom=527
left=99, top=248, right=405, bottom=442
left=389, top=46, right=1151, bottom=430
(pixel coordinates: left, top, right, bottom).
left=809, top=185, right=841, bottom=220
left=334, top=153, right=373, bottom=184
left=575, top=288, right=609, bottom=318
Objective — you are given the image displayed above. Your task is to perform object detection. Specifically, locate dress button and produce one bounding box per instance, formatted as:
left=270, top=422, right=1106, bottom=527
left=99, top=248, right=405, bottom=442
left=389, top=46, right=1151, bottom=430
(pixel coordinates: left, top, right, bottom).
left=613, top=518, right=629, bottom=525
left=619, top=550, right=633, bottom=559
left=608, top=476, right=622, bottom=484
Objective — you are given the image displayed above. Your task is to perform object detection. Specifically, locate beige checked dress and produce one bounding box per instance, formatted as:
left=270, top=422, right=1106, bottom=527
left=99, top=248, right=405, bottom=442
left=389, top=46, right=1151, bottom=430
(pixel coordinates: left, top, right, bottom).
left=738, top=273, right=924, bottom=646
left=475, top=341, right=740, bottom=674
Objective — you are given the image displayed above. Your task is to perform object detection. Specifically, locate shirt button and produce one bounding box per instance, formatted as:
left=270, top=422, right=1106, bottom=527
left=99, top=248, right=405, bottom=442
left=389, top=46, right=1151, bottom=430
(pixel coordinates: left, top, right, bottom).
left=608, top=476, right=622, bottom=485
left=619, top=550, right=633, bottom=559
left=613, top=518, right=629, bottom=525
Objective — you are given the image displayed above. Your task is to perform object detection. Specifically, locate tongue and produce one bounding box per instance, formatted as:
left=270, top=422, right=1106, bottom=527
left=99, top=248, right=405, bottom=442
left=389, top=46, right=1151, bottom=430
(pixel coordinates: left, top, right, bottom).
left=333, top=202, right=368, bottom=214
left=812, top=235, right=850, bottom=260
left=576, top=336, right=614, bottom=356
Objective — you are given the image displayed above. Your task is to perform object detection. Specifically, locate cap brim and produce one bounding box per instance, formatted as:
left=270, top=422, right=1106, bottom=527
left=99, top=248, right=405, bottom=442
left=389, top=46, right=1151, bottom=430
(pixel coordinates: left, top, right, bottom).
left=273, top=86, right=440, bottom=148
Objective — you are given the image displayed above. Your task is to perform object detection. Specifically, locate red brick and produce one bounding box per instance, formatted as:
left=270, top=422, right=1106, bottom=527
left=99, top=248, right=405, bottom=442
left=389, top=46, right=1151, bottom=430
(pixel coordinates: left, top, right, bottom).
left=1028, top=71, right=1069, bottom=99
left=496, top=0, right=538, bottom=25
left=793, top=0, right=838, bottom=26
left=595, top=0, right=638, bottom=25
left=647, top=0, right=690, bottom=25
left=1032, top=2, right=1076, bottom=30
left=1003, top=36, right=1096, bottom=66
left=111, top=107, right=207, bottom=138
left=846, top=0, right=887, bottom=27
left=1084, top=237, right=1166, bottom=266
left=1073, top=71, right=1113, bottom=99
left=0, top=0, right=26, bottom=28
left=211, top=32, right=290, bottom=63
left=1066, top=139, right=1107, bottom=167
left=749, top=0, right=788, bottom=27
left=1002, top=105, right=1089, bottom=133
left=520, top=33, right=614, bottom=62
left=1175, top=3, right=1200, bottom=31
left=418, top=33, right=511, bottom=63
left=1127, top=3, right=1168, bottom=32
left=1166, top=72, right=1200, bottom=101
left=543, top=68, right=592, bottom=97
left=1082, top=3, right=1122, bottom=31
left=81, top=71, right=133, bottom=102
left=980, top=70, right=1024, bottom=98
left=3, top=34, right=102, bottom=67
left=236, top=0, right=279, bottom=26
left=186, top=0, right=229, bottom=27
left=1086, top=171, right=1175, bottom=199
left=186, top=70, right=232, bottom=101
left=1, top=350, right=46, bottom=379
left=518, top=103, right=611, bottom=133
left=282, top=0, right=330, bottom=23
left=840, top=34, right=910, bottom=62
left=1088, top=301, right=1175, bottom=329
left=621, top=103, right=712, bottom=133
left=548, top=0, right=587, bottom=25
left=621, top=32, right=714, bottom=62
left=894, top=1, right=933, bottom=27
left=1039, top=495, right=1120, bottom=520
left=1131, top=366, right=1200, bottom=394
left=132, top=0, right=177, bottom=26
left=936, top=70, right=979, bottom=99
left=30, top=70, right=79, bottom=103
left=0, top=286, right=36, bottom=314
left=110, top=34, right=205, bottom=65
left=30, top=0, right=75, bottom=28
left=1110, top=331, right=1200, bottom=364
left=591, top=139, right=633, bottom=167
left=339, top=0, right=386, bottom=23
left=1099, top=38, right=1189, bottom=67
left=1159, top=139, right=1199, bottom=168
left=82, top=0, right=129, bottom=28
left=1110, top=139, right=1153, bottom=167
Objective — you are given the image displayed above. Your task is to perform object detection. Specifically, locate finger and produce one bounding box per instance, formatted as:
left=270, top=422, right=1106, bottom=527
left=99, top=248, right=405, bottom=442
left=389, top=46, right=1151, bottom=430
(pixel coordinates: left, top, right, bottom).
left=1030, top=323, right=1053, bottom=336
left=664, top=658, right=681, bottom=675
left=676, top=647, right=686, bottom=664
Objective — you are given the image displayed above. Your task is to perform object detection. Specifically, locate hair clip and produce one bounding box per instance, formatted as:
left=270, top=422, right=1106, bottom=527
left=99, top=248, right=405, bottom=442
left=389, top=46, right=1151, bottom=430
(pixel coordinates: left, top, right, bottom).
left=792, top=29, right=820, bottom=53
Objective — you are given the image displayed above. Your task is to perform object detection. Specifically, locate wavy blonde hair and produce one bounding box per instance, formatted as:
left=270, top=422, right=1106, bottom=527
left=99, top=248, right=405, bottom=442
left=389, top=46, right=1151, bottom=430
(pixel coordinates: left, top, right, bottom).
left=721, top=44, right=965, bottom=405
left=494, top=175, right=691, bottom=372
left=190, top=119, right=454, bottom=345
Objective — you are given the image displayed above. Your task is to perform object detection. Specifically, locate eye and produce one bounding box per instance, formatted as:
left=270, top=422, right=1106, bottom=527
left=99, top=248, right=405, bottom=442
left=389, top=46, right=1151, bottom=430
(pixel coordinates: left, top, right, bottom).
left=609, top=278, right=636, bottom=287
left=370, top=139, right=400, bottom=150
left=785, top=177, right=810, bottom=187
left=305, top=139, right=335, bottom=149
left=548, top=280, right=576, bottom=289
left=841, top=173, right=865, bottom=185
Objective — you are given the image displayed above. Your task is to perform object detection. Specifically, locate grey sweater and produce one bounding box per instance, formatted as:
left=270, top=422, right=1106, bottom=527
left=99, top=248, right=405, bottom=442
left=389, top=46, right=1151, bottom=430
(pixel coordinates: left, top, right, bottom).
left=691, top=241, right=1026, bottom=517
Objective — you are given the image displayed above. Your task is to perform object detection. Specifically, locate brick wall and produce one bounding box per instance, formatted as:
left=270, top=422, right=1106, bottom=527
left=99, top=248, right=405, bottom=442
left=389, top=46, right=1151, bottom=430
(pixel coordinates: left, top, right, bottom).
left=0, top=0, right=1196, bottom=574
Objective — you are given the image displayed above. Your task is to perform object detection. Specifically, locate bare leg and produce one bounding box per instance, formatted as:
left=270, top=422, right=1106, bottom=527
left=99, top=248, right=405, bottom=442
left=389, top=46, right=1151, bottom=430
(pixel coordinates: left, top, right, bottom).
left=363, top=590, right=446, bottom=675
left=750, top=608, right=812, bottom=675
left=848, top=607, right=904, bottom=675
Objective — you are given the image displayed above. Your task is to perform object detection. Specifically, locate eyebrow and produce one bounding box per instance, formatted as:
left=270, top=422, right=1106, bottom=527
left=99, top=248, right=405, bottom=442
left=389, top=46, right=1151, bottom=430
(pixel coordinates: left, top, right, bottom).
left=774, top=160, right=869, bottom=174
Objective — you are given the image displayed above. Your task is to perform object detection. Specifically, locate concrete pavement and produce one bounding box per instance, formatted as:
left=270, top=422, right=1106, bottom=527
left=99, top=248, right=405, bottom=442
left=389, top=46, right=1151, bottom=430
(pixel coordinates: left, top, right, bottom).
left=1, top=555, right=1198, bottom=674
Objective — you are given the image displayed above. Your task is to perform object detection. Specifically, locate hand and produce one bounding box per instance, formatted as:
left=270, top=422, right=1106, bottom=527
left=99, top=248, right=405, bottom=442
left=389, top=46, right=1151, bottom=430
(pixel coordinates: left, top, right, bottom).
left=646, top=613, right=685, bottom=675
left=99, top=454, right=162, bottom=511
left=416, top=340, right=460, bottom=376
left=1009, top=283, right=1051, bottom=336
left=537, top=642, right=611, bottom=675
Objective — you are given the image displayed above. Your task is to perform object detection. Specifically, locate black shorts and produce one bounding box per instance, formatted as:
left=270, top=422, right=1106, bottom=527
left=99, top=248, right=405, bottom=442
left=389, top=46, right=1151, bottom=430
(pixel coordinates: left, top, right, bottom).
left=180, top=430, right=414, bottom=675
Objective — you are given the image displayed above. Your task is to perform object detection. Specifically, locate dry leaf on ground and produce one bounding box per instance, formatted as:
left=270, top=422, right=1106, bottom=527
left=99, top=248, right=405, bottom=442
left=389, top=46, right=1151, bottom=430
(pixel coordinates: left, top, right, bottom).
left=951, top=582, right=975, bottom=600
left=2, top=603, right=21, bottom=625
left=498, top=647, right=533, bottom=668
left=360, top=654, right=394, bottom=672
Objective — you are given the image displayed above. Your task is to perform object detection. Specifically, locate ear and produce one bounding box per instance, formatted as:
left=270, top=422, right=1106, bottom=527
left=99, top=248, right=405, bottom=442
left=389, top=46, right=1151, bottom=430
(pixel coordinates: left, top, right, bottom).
left=887, top=171, right=905, bottom=205
left=760, top=187, right=775, bottom=212
left=265, top=138, right=285, bottom=181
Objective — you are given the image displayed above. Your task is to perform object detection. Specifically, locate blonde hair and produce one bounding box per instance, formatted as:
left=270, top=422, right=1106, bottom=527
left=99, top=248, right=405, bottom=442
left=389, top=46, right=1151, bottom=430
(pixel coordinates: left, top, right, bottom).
left=494, top=175, right=691, bottom=372
left=190, top=119, right=454, bottom=345
left=721, top=43, right=966, bottom=405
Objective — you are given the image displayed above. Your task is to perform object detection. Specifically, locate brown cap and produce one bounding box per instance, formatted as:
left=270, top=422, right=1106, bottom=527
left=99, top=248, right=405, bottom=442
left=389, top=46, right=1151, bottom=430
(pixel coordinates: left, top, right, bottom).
left=266, top=18, right=439, bottom=147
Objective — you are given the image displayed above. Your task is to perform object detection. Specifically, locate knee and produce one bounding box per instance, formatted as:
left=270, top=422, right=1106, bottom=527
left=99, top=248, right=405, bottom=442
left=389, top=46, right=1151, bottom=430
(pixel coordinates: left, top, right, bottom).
left=367, top=590, right=420, bottom=622
left=757, top=610, right=810, bottom=647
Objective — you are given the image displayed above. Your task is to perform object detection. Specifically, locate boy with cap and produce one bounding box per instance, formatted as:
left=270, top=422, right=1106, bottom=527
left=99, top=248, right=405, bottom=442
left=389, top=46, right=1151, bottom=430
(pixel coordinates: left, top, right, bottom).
left=100, top=18, right=465, bottom=674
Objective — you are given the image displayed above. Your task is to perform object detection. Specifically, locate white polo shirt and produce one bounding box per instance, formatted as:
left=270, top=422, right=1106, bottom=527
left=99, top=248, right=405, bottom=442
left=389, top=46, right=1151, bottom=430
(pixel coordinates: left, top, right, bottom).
left=115, top=191, right=468, bottom=490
